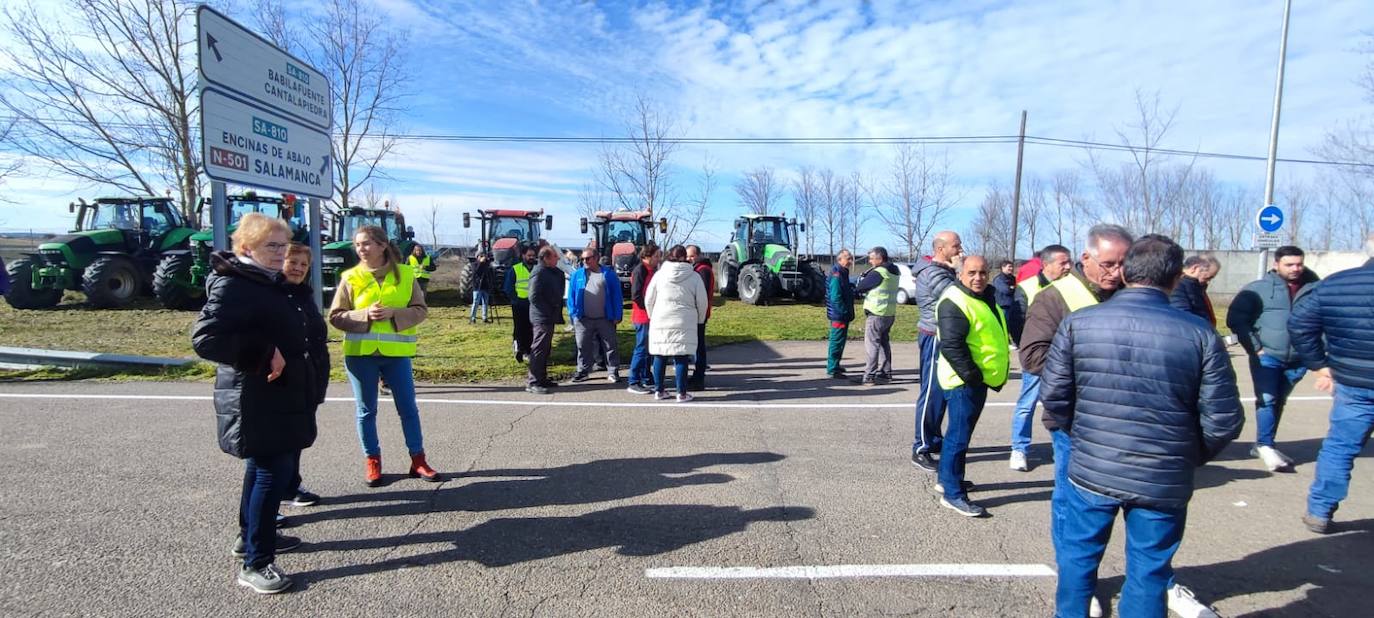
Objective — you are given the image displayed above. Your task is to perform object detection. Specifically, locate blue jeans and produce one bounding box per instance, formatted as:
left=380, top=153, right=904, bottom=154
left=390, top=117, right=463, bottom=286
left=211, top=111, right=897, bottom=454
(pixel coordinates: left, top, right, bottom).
left=1011, top=372, right=1042, bottom=454
left=913, top=331, right=947, bottom=454
left=469, top=290, right=490, bottom=320
left=654, top=355, right=689, bottom=395
left=1249, top=353, right=1307, bottom=447
left=939, top=384, right=987, bottom=500
left=1050, top=429, right=1071, bottom=555
left=1055, top=481, right=1187, bottom=618
left=1307, top=383, right=1374, bottom=519
left=629, top=324, right=651, bottom=386
left=239, top=450, right=299, bottom=569
left=345, top=355, right=426, bottom=457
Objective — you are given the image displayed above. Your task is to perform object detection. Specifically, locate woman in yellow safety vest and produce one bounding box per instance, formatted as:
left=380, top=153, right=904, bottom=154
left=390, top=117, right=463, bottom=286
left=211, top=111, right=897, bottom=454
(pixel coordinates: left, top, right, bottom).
left=407, top=244, right=435, bottom=292
left=329, top=226, right=442, bottom=487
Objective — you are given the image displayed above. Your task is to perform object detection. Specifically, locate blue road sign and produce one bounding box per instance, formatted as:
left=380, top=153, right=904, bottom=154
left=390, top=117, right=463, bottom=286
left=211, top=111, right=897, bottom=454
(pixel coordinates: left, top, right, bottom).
left=1256, top=204, right=1284, bottom=233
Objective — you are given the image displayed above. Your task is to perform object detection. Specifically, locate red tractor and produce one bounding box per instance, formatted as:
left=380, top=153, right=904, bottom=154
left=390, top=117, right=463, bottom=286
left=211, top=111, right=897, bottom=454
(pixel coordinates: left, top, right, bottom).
left=580, top=210, right=667, bottom=295
left=456, top=209, right=553, bottom=303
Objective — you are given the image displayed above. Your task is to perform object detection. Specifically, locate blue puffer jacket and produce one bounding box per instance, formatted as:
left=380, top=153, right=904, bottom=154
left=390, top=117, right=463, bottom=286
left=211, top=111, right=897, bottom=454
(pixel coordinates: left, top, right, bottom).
left=1040, top=288, right=1244, bottom=510
left=826, top=264, right=855, bottom=323
left=1289, top=260, right=1374, bottom=390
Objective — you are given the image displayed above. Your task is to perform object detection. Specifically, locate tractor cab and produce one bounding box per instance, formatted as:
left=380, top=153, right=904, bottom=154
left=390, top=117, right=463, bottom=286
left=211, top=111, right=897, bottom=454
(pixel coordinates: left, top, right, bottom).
left=455, top=209, right=553, bottom=303
left=735, top=216, right=792, bottom=261
left=580, top=210, right=666, bottom=291
left=77, top=198, right=186, bottom=254
left=715, top=214, right=823, bottom=305
left=320, top=207, right=416, bottom=294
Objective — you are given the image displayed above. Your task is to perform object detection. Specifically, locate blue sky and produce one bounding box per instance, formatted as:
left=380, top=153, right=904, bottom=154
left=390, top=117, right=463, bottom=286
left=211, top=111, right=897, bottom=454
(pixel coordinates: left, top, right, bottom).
left=2, top=0, right=1371, bottom=252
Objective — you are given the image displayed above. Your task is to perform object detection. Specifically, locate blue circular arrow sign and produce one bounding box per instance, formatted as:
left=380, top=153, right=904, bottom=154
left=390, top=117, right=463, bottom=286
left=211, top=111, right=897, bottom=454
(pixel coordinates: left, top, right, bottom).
left=1256, top=205, right=1284, bottom=233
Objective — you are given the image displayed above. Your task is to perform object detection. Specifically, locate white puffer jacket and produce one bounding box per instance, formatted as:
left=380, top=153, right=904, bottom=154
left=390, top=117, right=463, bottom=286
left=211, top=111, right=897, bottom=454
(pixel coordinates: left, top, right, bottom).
left=645, top=260, right=709, bottom=356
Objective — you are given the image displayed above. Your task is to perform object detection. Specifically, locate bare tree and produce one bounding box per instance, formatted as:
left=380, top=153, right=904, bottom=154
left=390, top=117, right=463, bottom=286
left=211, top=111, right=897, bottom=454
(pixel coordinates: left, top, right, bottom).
left=1087, top=90, right=1197, bottom=235
left=1048, top=170, right=1085, bottom=248
left=0, top=0, right=200, bottom=219
left=595, top=95, right=685, bottom=244
left=577, top=180, right=608, bottom=221
left=1277, top=179, right=1316, bottom=248
left=793, top=166, right=819, bottom=255
left=1019, top=175, right=1046, bottom=257
left=968, top=183, right=1011, bottom=261
left=673, top=155, right=715, bottom=246
left=0, top=118, right=21, bottom=202
left=361, top=184, right=385, bottom=209
left=843, top=171, right=872, bottom=257
left=818, top=168, right=842, bottom=255
left=875, top=144, right=954, bottom=261
left=425, top=200, right=441, bottom=247
left=736, top=166, right=781, bottom=215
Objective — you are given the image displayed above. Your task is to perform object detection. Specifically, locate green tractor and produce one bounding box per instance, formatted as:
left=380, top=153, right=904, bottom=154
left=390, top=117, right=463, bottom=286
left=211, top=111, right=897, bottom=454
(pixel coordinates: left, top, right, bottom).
left=715, top=214, right=825, bottom=305
left=320, top=207, right=416, bottom=295
left=4, top=197, right=195, bottom=309
left=152, top=193, right=309, bottom=309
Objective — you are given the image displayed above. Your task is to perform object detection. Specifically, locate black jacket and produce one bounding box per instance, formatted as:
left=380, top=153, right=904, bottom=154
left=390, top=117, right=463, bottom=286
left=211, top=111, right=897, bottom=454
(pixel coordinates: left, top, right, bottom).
left=192, top=253, right=320, bottom=459
left=1040, top=287, right=1244, bottom=510
left=1290, top=259, right=1374, bottom=390
left=528, top=263, right=566, bottom=325
left=992, top=273, right=1016, bottom=308
left=1169, top=275, right=1212, bottom=325
left=471, top=260, right=495, bottom=292
left=936, top=281, right=1008, bottom=391
left=285, top=281, right=331, bottom=405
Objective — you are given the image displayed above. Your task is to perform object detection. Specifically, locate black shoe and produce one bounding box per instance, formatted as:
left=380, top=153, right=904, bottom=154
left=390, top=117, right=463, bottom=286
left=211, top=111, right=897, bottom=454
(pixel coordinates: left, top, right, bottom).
left=539, top=381, right=561, bottom=388
left=274, top=513, right=294, bottom=528
left=232, top=533, right=302, bottom=558
left=911, top=452, right=937, bottom=472
left=516, top=352, right=526, bottom=363
left=283, top=488, right=321, bottom=507
left=526, top=385, right=549, bottom=395
left=595, top=363, right=608, bottom=372
left=940, top=496, right=987, bottom=518
left=688, top=377, right=705, bottom=390
left=570, top=373, right=590, bottom=383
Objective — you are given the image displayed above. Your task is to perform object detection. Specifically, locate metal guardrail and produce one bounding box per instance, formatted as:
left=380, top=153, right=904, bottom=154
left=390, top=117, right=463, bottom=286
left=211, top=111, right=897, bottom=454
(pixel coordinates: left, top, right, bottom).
left=0, top=347, right=193, bottom=370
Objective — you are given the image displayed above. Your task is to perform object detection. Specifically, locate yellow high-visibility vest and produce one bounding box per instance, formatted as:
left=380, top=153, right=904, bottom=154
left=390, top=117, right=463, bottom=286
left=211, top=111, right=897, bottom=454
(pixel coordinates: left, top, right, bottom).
left=936, top=285, right=1010, bottom=390
left=1017, top=276, right=1045, bottom=307
left=407, top=255, right=432, bottom=280
left=1053, top=275, right=1099, bottom=313
left=512, top=263, right=532, bottom=300
left=862, top=266, right=898, bottom=317
left=341, top=264, right=418, bottom=357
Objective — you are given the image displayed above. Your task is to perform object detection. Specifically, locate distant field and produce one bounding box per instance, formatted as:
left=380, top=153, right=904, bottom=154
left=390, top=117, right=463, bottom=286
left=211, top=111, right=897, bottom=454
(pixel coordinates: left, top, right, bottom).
left=0, top=236, right=49, bottom=262
left=0, top=255, right=919, bottom=382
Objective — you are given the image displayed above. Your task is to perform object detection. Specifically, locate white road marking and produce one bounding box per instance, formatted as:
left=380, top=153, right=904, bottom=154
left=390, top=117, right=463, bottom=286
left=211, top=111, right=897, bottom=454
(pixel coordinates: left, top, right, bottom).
left=0, top=393, right=1334, bottom=409
left=645, top=564, right=1057, bottom=579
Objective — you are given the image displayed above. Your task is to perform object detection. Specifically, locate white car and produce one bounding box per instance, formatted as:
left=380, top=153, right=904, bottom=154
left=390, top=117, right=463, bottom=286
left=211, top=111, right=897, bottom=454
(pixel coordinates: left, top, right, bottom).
left=895, top=263, right=919, bottom=305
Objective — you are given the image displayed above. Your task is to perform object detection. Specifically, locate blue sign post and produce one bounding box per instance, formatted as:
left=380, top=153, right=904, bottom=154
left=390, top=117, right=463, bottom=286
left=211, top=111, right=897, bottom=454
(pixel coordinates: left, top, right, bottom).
left=1256, top=204, right=1284, bottom=233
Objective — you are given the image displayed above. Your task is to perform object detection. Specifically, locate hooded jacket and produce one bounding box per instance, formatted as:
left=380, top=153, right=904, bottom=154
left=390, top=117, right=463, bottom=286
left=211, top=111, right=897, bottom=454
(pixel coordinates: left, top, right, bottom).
left=912, top=257, right=956, bottom=334
left=826, top=263, right=855, bottom=323
left=192, top=252, right=320, bottom=459
left=1226, top=269, right=1320, bottom=362
left=645, top=261, right=709, bottom=356
left=1040, top=287, right=1244, bottom=510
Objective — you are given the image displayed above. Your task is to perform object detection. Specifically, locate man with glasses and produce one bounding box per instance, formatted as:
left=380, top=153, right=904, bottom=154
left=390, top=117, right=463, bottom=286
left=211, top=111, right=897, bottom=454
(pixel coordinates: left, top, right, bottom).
left=567, top=247, right=624, bottom=383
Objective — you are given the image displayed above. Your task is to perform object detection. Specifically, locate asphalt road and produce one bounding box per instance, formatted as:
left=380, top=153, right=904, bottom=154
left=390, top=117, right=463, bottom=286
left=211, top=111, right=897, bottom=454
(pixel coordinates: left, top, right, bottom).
left=0, top=341, right=1367, bottom=617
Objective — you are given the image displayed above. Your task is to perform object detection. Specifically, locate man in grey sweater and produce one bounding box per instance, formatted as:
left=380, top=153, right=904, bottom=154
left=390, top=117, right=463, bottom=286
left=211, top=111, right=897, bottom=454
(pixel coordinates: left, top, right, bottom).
left=910, top=231, right=963, bottom=472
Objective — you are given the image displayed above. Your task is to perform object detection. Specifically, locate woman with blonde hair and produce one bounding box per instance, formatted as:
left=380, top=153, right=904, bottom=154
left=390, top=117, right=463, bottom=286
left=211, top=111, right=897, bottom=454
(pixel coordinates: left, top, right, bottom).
left=193, top=213, right=323, bottom=594
left=329, top=226, right=442, bottom=487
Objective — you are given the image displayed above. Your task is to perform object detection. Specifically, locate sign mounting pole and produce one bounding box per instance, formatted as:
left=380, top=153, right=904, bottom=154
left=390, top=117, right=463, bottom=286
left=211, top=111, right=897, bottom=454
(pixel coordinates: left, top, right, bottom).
left=1259, top=0, right=1292, bottom=278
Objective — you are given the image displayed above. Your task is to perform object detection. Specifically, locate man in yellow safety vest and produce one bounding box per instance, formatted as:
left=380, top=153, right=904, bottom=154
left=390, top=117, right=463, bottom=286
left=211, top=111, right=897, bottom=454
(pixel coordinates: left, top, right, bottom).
left=932, top=255, right=1009, bottom=517
left=504, top=244, right=539, bottom=363
left=1007, top=244, right=1072, bottom=472
left=854, top=246, right=901, bottom=385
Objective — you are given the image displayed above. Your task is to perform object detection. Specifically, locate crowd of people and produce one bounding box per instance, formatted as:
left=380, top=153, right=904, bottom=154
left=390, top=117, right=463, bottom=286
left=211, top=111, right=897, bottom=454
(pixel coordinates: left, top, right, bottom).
left=191, top=213, right=1374, bottom=616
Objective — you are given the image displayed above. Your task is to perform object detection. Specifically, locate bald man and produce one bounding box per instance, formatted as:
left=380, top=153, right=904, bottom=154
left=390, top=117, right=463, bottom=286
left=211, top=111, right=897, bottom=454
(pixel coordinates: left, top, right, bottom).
left=933, top=255, right=1009, bottom=517
left=911, top=230, right=964, bottom=471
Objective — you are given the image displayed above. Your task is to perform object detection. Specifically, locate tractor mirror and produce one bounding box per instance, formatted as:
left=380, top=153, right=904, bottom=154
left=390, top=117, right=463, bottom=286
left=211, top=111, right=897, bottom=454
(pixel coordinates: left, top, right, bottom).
left=462, top=212, right=471, bottom=228
left=799, top=222, right=806, bottom=233
left=68, top=202, right=75, bottom=213
left=544, top=215, right=553, bottom=231
left=579, top=218, right=588, bottom=234
left=658, top=218, right=668, bottom=233
left=405, top=226, right=415, bottom=240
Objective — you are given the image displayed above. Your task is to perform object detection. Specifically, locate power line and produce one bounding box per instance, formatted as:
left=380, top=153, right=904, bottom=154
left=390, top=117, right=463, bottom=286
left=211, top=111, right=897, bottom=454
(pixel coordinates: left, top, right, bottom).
left=2, top=114, right=1371, bottom=168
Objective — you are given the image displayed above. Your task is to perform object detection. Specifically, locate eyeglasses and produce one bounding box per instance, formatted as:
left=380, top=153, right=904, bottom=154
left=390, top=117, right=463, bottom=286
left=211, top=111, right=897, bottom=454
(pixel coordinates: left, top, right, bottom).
left=260, top=242, right=290, bottom=253
left=1090, top=257, right=1123, bottom=272
left=582, top=257, right=597, bottom=262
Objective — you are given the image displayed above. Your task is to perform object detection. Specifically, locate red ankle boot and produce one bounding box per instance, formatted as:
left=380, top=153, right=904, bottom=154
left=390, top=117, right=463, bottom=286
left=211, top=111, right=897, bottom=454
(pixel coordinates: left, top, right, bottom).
left=364, top=455, right=382, bottom=487
left=409, top=453, right=442, bottom=482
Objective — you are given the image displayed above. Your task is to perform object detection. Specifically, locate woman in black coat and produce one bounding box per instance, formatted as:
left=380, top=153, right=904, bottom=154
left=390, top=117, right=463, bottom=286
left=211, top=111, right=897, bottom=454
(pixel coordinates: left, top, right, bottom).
left=191, top=214, right=321, bottom=595
left=277, top=243, right=331, bottom=511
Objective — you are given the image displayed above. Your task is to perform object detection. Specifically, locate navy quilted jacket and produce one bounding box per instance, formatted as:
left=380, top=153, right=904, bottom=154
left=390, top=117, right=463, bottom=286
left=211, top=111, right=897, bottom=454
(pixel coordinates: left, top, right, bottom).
left=1289, top=260, right=1374, bottom=390
left=1040, top=287, right=1244, bottom=509
left=826, top=264, right=855, bottom=323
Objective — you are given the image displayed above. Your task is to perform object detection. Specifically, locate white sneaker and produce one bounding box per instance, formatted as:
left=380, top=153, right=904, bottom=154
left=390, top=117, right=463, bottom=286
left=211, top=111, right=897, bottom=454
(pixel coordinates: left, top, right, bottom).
left=1251, top=445, right=1294, bottom=472
left=1167, top=584, right=1220, bottom=618
left=1089, top=595, right=1104, bottom=618
left=1009, top=450, right=1028, bottom=472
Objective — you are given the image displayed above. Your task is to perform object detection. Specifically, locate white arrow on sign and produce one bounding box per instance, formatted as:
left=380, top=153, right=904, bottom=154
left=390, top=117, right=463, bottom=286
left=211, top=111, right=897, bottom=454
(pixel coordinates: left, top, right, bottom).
left=197, top=6, right=331, bottom=131
left=1260, top=213, right=1281, bottom=226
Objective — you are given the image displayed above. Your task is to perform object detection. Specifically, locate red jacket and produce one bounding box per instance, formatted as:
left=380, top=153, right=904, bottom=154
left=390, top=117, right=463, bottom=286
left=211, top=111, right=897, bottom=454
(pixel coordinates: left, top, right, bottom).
left=631, top=262, right=654, bottom=325
left=693, top=259, right=715, bottom=320
left=1016, top=258, right=1042, bottom=284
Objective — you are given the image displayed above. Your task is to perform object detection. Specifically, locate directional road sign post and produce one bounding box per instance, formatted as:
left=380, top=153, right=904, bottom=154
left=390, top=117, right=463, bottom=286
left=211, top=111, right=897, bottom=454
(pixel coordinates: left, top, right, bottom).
left=1256, top=204, right=1285, bottom=234
left=197, top=5, right=332, bottom=305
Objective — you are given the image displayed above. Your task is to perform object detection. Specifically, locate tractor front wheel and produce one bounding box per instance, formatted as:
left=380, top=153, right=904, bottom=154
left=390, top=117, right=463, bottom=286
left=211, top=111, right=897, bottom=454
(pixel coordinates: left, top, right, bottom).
left=3, top=256, right=63, bottom=309
left=153, top=253, right=203, bottom=310
left=718, top=262, right=740, bottom=298
left=456, top=260, right=477, bottom=304
left=83, top=255, right=142, bottom=308
left=738, top=264, right=773, bottom=306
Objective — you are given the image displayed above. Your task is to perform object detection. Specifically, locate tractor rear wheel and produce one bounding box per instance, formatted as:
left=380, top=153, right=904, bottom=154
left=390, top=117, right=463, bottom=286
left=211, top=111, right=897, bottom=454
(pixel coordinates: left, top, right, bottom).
left=3, top=256, right=63, bottom=309
left=793, top=262, right=827, bottom=302
left=83, top=255, right=142, bottom=308
left=738, top=264, right=773, bottom=306
left=718, top=262, right=740, bottom=298
left=153, top=253, right=203, bottom=310
left=456, top=260, right=477, bottom=304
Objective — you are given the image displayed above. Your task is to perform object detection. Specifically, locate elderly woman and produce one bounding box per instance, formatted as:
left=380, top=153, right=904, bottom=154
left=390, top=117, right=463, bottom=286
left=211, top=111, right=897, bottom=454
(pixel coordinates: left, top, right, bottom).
left=330, top=226, right=441, bottom=487
left=192, top=213, right=323, bottom=595
left=645, top=244, right=709, bottom=403
left=276, top=243, right=330, bottom=513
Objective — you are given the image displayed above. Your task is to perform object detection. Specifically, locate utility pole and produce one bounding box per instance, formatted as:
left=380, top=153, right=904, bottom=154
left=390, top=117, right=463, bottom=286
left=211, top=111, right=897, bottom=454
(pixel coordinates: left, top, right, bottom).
left=1259, top=0, right=1292, bottom=277
left=1009, top=110, right=1028, bottom=261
